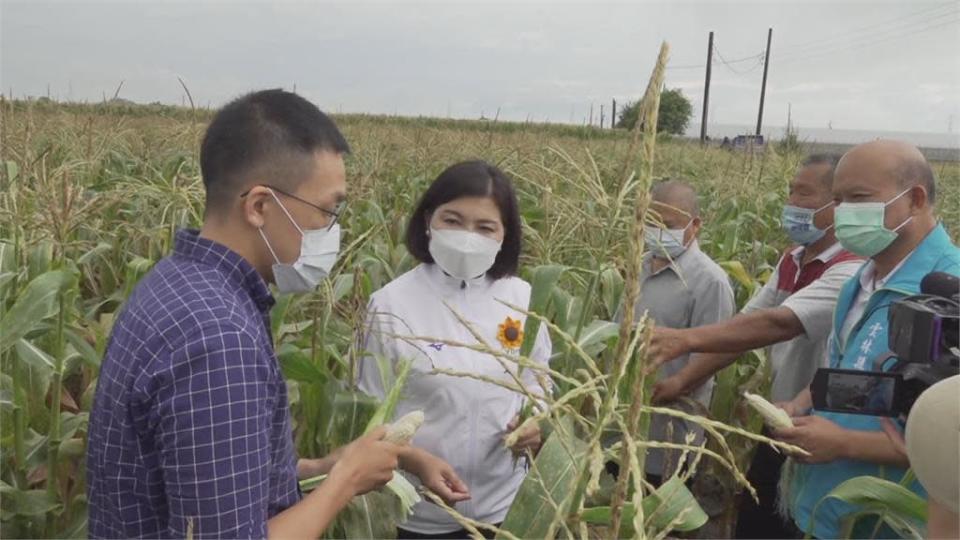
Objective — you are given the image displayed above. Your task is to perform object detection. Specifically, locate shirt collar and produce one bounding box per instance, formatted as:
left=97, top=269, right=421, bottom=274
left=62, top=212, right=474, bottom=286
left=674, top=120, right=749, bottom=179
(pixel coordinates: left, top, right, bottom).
left=858, top=249, right=914, bottom=293
left=424, top=262, right=491, bottom=291
left=173, top=229, right=275, bottom=313
left=789, top=241, right=844, bottom=266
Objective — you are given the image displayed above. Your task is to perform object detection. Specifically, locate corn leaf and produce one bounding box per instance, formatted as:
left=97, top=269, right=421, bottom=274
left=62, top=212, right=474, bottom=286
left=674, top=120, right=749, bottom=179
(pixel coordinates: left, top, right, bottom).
left=0, top=270, right=75, bottom=354
left=809, top=475, right=927, bottom=538
left=0, top=388, right=13, bottom=412
left=0, top=481, right=62, bottom=519
left=276, top=343, right=328, bottom=385
left=575, top=319, right=619, bottom=356
left=718, top=260, right=755, bottom=291
left=323, top=391, right=379, bottom=450
left=364, top=359, right=412, bottom=434
left=14, top=338, right=57, bottom=376
left=581, top=475, right=708, bottom=536
left=498, top=421, right=588, bottom=539
left=519, top=264, right=566, bottom=359
left=331, top=487, right=404, bottom=540
left=599, top=265, right=624, bottom=319
left=64, top=327, right=101, bottom=368
left=77, top=242, right=112, bottom=266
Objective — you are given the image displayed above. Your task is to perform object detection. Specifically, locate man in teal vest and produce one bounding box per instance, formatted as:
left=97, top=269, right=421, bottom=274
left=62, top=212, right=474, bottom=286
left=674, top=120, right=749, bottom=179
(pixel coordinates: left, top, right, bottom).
left=776, top=139, right=960, bottom=538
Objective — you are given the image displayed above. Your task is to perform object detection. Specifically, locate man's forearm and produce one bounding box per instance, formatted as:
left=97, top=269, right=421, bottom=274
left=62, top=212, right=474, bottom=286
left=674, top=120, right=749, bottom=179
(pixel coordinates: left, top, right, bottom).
left=675, top=352, right=740, bottom=393
left=687, top=307, right=805, bottom=354
left=267, top=473, right=354, bottom=540
left=840, top=429, right=910, bottom=468
left=297, top=446, right=345, bottom=480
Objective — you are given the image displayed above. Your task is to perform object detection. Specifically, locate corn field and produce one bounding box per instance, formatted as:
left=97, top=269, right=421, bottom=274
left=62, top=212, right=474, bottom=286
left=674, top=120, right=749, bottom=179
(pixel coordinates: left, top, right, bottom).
left=1, top=48, right=958, bottom=539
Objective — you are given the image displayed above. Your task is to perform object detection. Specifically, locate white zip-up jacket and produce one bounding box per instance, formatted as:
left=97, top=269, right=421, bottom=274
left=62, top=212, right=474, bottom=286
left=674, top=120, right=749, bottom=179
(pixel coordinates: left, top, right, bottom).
left=357, top=263, right=552, bottom=534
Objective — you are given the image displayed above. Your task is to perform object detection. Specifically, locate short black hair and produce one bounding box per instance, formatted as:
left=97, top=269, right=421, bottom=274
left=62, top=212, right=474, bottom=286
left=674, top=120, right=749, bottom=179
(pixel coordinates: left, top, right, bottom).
left=200, top=88, right=349, bottom=214
left=405, top=160, right=521, bottom=280
left=800, top=153, right=841, bottom=189
left=894, top=157, right=937, bottom=205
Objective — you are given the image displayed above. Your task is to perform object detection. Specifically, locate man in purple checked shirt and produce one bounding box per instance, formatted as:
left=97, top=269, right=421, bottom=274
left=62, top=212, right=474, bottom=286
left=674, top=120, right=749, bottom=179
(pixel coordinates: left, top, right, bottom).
left=87, top=89, right=401, bottom=539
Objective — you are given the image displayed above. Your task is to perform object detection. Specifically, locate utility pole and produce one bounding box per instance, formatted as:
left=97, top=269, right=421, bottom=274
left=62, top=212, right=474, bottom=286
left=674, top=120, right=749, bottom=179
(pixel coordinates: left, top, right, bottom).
left=589, top=103, right=594, bottom=127
left=612, top=98, right=617, bottom=128
left=756, top=27, right=773, bottom=137
left=600, top=104, right=605, bottom=129
left=700, top=31, right=714, bottom=144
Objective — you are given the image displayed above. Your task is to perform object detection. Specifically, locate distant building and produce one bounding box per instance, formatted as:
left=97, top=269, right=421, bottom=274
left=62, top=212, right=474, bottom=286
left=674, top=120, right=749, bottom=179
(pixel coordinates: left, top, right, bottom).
left=732, top=134, right=765, bottom=148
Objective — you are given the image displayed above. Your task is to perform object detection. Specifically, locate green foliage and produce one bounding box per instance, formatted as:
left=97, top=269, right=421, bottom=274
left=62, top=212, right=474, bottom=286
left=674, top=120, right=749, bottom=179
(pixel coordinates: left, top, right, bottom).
left=617, top=88, right=694, bottom=135
left=1, top=97, right=957, bottom=538
left=810, top=475, right=927, bottom=540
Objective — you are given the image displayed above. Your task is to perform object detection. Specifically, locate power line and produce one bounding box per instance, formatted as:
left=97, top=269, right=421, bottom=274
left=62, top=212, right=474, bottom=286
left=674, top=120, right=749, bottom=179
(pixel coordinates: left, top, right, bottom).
left=778, top=13, right=960, bottom=65
left=777, top=2, right=957, bottom=55
left=667, top=48, right=763, bottom=71
left=776, top=5, right=959, bottom=62
left=713, top=46, right=764, bottom=76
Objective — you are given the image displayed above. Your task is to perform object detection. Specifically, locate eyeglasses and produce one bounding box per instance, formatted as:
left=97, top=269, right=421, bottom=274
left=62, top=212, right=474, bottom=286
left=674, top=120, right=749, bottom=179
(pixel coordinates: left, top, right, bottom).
left=241, top=184, right=345, bottom=231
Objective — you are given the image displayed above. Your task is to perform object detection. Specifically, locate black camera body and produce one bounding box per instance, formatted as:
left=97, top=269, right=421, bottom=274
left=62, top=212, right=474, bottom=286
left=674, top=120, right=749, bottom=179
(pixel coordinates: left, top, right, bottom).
left=812, top=272, right=959, bottom=420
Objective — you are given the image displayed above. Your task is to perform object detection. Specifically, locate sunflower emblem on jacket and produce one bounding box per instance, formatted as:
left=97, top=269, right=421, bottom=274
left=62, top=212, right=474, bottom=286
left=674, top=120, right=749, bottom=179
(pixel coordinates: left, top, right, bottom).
left=497, top=316, right=524, bottom=351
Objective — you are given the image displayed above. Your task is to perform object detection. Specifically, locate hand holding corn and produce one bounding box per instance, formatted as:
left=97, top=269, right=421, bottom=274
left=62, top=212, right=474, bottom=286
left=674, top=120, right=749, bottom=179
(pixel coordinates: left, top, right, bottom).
left=328, top=426, right=401, bottom=497
left=504, top=414, right=542, bottom=456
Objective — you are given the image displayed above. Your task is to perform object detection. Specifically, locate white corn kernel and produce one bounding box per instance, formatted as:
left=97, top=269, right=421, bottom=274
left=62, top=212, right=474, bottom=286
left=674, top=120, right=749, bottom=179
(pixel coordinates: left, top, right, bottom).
left=743, top=392, right=793, bottom=431
left=384, top=410, right=425, bottom=445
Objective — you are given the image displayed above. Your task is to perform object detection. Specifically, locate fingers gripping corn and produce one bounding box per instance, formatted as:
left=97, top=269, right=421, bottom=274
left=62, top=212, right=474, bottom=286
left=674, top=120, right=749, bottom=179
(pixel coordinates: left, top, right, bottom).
left=743, top=392, right=793, bottom=431
left=384, top=411, right=425, bottom=445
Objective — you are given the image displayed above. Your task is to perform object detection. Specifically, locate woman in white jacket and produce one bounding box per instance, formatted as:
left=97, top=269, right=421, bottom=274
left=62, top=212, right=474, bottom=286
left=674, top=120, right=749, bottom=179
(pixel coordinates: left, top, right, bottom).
left=358, top=160, right=552, bottom=539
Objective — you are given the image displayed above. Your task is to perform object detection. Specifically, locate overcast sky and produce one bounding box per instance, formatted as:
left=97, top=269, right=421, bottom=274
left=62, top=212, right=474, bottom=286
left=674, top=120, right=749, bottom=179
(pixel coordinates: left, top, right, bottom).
left=2, top=1, right=959, bottom=134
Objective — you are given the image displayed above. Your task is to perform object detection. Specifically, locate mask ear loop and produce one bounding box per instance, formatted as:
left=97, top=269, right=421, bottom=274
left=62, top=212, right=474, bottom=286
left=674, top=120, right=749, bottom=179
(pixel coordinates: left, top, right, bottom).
left=258, top=228, right=282, bottom=265
left=258, top=189, right=303, bottom=265
left=813, top=201, right=834, bottom=214
left=885, top=187, right=914, bottom=208
left=680, top=217, right=697, bottom=249
left=885, top=187, right=916, bottom=233
left=811, top=201, right=836, bottom=233
left=268, top=189, right=306, bottom=236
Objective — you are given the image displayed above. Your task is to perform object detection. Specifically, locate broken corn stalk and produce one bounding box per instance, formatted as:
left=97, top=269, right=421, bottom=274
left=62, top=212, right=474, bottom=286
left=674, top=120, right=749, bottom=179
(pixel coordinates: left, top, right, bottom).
left=384, top=410, right=425, bottom=445
left=743, top=392, right=793, bottom=431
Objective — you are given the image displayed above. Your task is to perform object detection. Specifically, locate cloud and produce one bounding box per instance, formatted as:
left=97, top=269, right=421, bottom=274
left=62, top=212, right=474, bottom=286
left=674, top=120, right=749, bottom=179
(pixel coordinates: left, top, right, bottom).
left=1, top=0, right=957, bottom=134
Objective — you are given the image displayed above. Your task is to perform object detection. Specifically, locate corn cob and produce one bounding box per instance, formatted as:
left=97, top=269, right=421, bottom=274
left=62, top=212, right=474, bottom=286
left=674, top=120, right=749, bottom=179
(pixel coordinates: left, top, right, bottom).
left=384, top=410, right=425, bottom=445
left=743, top=392, right=793, bottom=431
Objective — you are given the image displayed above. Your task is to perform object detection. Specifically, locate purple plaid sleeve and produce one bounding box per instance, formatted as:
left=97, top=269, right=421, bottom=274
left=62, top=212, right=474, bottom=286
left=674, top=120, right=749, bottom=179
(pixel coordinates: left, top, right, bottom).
left=156, top=322, right=275, bottom=538
left=88, top=230, right=301, bottom=539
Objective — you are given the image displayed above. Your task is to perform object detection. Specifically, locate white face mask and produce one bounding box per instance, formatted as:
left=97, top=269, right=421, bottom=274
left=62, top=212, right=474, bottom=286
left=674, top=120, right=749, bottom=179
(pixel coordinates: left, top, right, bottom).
left=259, top=191, right=341, bottom=294
left=428, top=227, right=502, bottom=280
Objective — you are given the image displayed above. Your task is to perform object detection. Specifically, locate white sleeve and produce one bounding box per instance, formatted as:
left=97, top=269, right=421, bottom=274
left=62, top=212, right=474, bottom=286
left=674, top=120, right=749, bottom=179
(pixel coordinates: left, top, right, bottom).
left=742, top=261, right=782, bottom=314
left=782, top=261, right=863, bottom=341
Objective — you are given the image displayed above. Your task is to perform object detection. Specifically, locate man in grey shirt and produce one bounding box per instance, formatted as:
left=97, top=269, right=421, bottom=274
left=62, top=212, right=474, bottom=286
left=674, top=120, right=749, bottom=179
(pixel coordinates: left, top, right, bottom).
left=623, top=180, right=736, bottom=483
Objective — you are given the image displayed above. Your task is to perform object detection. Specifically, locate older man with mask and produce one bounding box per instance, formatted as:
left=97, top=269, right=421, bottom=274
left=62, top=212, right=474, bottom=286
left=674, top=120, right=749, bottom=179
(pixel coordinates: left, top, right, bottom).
left=775, top=140, right=960, bottom=539
left=619, top=179, right=736, bottom=484
left=643, top=155, right=863, bottom=538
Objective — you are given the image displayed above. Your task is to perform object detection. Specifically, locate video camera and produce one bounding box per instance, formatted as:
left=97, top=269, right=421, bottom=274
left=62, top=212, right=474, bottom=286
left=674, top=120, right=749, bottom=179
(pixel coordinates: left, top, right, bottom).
left=811, top=272, right=959, bottom=420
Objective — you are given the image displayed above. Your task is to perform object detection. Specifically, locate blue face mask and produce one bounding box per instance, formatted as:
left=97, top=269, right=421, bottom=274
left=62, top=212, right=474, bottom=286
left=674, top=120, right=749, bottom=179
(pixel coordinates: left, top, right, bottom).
left=645, top=221, right=693, bottom=259
left=781, top=201, right=834, bottom=245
